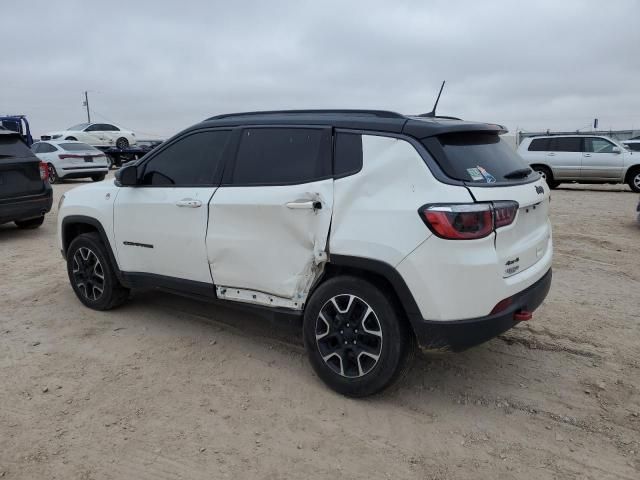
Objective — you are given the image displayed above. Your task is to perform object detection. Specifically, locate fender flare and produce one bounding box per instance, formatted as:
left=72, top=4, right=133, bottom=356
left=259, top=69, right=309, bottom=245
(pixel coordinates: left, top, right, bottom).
left=61, top=215, right=123, bottom=280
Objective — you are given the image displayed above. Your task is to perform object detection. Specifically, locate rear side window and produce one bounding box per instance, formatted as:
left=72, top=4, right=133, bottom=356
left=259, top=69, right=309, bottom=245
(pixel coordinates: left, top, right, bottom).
left=0, top=135, right=34, bottom=158
left=334, top=132, right=363, bottom=178
left=141, top=130, right=231, bottom=186
left=232, top=128, right=331, bottom=185
left=39, top=143, right=58, bottom=153
left=424, top=133, right=530, bottom=184
left=549, top=137, right=582, bottom=152
left=528, top=138, right=550, bottom=151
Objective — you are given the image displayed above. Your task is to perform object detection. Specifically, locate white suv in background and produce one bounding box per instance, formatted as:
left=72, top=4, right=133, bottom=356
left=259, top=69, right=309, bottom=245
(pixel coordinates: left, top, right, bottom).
left=57, top=110, right=553, bottom=396
left=31, top=140, right=109, bottom=184
left=518, top=135, right=640, bottom=192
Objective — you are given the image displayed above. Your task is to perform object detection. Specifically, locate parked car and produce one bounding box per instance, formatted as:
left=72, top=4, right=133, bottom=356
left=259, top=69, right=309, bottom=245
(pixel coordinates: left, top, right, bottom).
left=623, top=140, right=640, bottom=152
left=518, top=135, right=640, bottom=192
left=41, top=123, right=136, bottom=149
left=57, top=110, right=552, bottom=396
left=31, top=141, right=109, bottom=184
left=0, top=129, right=52, bottom=229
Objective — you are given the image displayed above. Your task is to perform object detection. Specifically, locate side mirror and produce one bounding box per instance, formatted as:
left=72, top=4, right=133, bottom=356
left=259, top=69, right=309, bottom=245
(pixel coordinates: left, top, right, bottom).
left=612, top=146, right=622, bottom=154
left=115, top=164, right=138, bottom=186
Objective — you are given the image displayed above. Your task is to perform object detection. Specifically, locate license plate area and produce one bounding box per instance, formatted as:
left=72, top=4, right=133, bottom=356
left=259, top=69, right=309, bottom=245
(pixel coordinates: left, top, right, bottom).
left=84, top=156, right=93, bottom=163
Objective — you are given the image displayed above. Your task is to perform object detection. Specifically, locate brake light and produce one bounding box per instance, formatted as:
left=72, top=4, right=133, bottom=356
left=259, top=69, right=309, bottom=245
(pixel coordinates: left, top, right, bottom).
left=494, top=201, right=519, bottom=228
left=420, top=201, right=519, bottom=240
left=39, top=161, right=48, bottom=181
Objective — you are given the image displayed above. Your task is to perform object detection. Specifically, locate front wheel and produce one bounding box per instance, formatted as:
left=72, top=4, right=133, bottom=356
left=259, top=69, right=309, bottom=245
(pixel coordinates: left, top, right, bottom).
left=115, top=137, right=129, bottom=149
left=627, top=168, right=640, bottom=193
left=91, top=174, right=106, bottom=182
left=303, top=276, right=414, bottom=397
left=66, top=232, right=129, bottom=310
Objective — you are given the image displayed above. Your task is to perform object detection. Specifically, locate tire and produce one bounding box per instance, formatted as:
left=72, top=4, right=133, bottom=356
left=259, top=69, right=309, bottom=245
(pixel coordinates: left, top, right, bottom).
left=65, top=136, right=77, bottom=141
left=66, top=232, right=129, bottom=310
left=534, top=165, right=560, bottom=189
left=116, top=137, right=129, bottom=149
left=15, top=216, right=44, bottom=229
left=627, top=168, right=640, bottom=193
left=47, top=163, right=59, bottom=184
left=91, top=174, right=106, bottom=182
left=303, top=276, right=414, bottom=397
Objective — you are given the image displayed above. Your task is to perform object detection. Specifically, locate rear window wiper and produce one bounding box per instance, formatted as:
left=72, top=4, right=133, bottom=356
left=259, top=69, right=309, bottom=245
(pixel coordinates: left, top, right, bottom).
left=503, top=167, right=532, bottom=179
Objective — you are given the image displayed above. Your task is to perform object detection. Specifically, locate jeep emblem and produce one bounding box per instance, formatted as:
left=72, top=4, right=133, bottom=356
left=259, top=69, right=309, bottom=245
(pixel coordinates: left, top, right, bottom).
left=535, top=185, right=544, bottom=194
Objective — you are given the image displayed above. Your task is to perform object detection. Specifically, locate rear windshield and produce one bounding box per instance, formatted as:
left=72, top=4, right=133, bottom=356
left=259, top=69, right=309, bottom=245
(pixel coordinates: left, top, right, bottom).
left=424, top=133, right=531, bottom=184
left=60, top=142, right=97, bottom=152
left=0, top=135, right=33, bottom=158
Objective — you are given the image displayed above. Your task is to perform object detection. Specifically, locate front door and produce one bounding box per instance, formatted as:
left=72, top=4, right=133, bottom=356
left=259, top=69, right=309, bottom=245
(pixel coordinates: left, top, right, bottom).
left=207, top=127, right=334, bottom=304
left=113, top=129, right=231, bottom=284
left=582, top=137, right=624, bottom=180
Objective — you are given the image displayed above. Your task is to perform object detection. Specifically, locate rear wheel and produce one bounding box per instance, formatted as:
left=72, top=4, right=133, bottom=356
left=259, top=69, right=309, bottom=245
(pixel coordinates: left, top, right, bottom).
left=91, top=174, right=106, bottom=182
left=116, top=137, right=129, bottom=149
left=65, top=136, right=77, bottom=141
left=534, top=165, right=559, bottom=189
left=47, top=163, right=59, bottom=184
left=66, top=232, right=129, bottom=310
left=627, top=168, right=640, bottom=193
left=15, top=216, right=44, bottom=229
left=303, top=276, right=414, bottom=397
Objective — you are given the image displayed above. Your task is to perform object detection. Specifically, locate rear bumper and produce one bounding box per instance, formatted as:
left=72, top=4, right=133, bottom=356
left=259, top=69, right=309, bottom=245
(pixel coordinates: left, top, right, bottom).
left=413, top=268, right=552, bottom=351
left=0, top=184, right=53, bottom=224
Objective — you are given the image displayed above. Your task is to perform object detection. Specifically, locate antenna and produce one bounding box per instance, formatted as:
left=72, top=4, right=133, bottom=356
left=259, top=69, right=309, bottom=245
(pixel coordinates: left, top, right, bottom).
left=419, top=81, right=446, bottom=117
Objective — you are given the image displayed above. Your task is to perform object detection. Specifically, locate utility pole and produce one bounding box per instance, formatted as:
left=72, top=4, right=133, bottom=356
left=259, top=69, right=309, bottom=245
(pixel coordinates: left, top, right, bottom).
left=83, top=91, right=91, bottom=123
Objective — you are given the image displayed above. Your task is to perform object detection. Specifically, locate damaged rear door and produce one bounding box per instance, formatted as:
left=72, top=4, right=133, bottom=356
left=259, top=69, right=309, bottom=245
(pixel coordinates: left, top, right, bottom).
left=207, top=126, right=333, bottom=308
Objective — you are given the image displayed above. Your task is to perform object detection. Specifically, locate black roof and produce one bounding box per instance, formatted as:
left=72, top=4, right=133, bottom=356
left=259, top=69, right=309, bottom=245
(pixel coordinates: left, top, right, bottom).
left=197, top=109, right=506, bottom=138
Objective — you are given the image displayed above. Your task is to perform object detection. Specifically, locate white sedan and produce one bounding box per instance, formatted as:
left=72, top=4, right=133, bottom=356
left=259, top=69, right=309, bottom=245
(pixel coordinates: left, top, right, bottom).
left=31, top=140, right=110, bottom=184
left=41, top=122, right=136, bottom=149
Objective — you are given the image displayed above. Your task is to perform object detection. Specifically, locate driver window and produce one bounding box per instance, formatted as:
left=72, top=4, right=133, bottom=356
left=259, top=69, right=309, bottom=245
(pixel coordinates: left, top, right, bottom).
left=588, top=138, right=615, bottom=153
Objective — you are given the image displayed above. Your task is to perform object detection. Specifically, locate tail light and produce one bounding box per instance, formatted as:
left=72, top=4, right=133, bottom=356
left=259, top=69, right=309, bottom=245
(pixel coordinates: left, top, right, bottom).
left=39, top=161, right=48, bottom=181
left=419, top=201, right=518, bottom=240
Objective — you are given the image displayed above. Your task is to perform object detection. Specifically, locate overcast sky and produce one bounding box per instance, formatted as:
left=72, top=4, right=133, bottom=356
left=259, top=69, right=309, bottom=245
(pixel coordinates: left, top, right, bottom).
left=2, top=0, right=639, bottom=138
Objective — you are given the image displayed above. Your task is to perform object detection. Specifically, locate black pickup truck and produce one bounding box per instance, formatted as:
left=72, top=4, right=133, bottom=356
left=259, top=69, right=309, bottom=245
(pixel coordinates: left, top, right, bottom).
left=0, top=129, right=52, bottom=229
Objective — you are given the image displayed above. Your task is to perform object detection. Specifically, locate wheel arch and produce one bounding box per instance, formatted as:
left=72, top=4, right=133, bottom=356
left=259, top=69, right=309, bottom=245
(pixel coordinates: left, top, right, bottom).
left=61, top=215, right=122, bottom=280
left=530, top=163, right=553, bottom=176
left=314, top=255, right=423, bottom=334
left=624, top=164, right=640, bottom=183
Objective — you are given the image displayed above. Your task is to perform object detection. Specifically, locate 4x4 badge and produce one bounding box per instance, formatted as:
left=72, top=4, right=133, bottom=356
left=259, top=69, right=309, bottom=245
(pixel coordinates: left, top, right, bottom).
left=535, top=185, right=544, bottom=194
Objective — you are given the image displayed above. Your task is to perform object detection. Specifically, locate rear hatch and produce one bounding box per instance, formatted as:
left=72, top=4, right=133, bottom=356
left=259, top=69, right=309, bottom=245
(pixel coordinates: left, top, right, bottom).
left=0, top=133, right=45, bottom=199
left=423, top=131, right=551, bottom=277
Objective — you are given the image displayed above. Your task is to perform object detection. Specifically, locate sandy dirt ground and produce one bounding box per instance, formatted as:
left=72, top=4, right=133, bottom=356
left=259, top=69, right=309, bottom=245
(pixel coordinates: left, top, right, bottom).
left=1, top=175, right=639, bottom=479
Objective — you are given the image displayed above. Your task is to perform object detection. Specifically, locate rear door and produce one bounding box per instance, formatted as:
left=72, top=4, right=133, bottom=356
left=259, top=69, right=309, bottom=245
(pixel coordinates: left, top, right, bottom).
left=582, top=137, right=624, bottom=180
left=207, top=126, right=333, bottom=305
left=425, top=132, right=551, bottom=278
left=0, top=133, right=44, bottom=200
left=113, top=129, right=231, bottom=283
left=546, top=136, right=582, bottom=179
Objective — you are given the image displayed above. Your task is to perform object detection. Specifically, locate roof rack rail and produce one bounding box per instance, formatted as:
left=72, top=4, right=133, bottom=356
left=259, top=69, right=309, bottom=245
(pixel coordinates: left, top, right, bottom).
left=207, top=109, right=406, bottom=121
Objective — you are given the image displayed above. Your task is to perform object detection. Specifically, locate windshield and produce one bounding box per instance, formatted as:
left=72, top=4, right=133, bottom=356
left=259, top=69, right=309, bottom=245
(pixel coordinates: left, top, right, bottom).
left=423, top=132, right=530, bottom=184
left=67, top=123, right=89, bottom=131
left=60, top=142, right=98, bottom=152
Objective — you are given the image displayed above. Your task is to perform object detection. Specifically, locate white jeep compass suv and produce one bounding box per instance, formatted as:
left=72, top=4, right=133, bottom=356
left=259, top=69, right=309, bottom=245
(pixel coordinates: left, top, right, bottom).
left=57, top=110, right=553, bottom=396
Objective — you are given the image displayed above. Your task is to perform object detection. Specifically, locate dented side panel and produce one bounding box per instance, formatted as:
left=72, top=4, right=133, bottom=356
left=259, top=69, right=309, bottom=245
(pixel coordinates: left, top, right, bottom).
left=206, top=180, right=333, bottom=302
left=330, top=134, right=473, bottom=267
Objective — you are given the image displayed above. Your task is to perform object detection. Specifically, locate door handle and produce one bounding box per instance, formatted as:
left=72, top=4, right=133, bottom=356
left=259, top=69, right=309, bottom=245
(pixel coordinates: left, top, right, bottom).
left=584, top=153, right=592, bottom=157
left=547, top=152, right=556, bottom=156
left=286, top=200, right=322, bottom=210
left=176, top=198, right=202, bottom=208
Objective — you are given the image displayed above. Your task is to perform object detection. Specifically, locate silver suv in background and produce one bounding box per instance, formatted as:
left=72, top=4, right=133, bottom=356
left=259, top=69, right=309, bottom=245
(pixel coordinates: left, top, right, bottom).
left=518, top=135, right=640, bottom=192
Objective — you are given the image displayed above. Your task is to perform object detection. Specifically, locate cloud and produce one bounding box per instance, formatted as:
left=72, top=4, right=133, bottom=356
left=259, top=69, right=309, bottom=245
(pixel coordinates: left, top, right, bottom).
left=2, top=0, right=639, bottom=137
